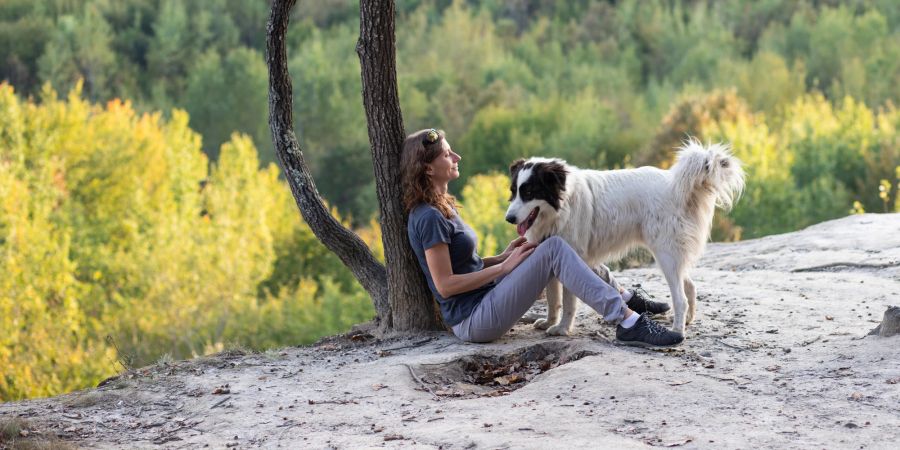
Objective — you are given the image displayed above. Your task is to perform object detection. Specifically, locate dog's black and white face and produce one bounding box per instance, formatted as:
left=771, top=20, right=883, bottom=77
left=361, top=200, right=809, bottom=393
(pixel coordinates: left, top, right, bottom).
left=505, top=158, right=568, bottom=237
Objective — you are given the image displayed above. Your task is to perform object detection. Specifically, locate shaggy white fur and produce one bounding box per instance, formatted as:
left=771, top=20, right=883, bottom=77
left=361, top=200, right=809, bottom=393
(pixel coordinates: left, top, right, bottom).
left=505, top=140, right=745, bottom=335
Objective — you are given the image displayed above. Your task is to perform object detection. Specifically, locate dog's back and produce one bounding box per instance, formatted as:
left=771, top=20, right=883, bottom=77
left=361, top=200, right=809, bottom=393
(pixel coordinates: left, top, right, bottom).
left=558, top=141, right=743, bottom=267
left=558, top=167, right=667, bottom=264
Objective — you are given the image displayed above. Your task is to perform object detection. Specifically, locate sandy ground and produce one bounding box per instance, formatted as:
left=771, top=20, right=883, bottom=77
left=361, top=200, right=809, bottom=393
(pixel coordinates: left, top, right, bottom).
left=2, top=213, right=899, bottom=449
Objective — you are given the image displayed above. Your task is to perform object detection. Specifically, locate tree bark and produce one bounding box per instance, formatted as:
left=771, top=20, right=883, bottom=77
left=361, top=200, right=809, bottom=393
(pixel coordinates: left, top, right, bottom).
left=357, top=0, right=444, bottom=331
left=266, top=0, right=389, bottom=325
left=266, top=0, right=443, bottom=332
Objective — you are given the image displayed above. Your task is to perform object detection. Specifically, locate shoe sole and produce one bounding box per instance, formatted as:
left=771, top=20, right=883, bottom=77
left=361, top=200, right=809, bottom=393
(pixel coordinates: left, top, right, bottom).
left=616, top=339, right=683, bottom=349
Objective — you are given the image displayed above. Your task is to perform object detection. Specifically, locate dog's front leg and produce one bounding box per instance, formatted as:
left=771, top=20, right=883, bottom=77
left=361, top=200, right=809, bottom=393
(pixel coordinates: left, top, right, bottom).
left=534, top=277, right=562, bottom=330
left=547, top=288, right=577, bottom=336
left=657, top=252, right=688, bottom=334
left=684, top=276, right=697, bottom=325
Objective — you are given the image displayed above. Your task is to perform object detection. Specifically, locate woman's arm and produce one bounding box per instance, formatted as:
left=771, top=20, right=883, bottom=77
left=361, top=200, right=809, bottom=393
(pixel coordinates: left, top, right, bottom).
left=482, top=254, right=505, bottom=267
left=425, top=243, right=504, bottom=297
left=425, top=240, right=537, bottom=298
left=482, top=236, right=528, bottom=267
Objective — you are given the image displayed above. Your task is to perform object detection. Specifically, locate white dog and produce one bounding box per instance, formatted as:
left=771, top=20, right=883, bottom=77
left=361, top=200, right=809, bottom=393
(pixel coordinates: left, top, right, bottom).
left=504, top=140, right=744, bottom=335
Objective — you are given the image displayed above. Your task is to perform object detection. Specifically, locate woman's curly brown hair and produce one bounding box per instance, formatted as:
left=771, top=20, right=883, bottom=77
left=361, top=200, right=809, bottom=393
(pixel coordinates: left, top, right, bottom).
left=401, top=128, right=459, bottom=218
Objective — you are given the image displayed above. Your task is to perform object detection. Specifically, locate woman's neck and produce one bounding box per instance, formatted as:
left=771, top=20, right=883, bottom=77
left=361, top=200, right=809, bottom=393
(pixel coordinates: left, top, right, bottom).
left=432, top=182, right=449, bottom=195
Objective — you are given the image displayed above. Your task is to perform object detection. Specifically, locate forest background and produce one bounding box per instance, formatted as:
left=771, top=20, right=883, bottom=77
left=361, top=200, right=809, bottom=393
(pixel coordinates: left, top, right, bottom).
left=2, top=0, right=900, bottom=402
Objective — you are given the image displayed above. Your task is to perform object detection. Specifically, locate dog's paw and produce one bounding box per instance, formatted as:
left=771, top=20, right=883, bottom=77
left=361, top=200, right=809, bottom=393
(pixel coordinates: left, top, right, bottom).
left=546, top=323, right=572, bottom=336
left=533, top=318, right=555, bottom=330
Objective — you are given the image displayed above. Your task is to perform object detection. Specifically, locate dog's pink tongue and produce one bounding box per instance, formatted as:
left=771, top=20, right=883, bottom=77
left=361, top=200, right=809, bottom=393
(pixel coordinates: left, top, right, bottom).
left=516, top=222, right=526, bottom=237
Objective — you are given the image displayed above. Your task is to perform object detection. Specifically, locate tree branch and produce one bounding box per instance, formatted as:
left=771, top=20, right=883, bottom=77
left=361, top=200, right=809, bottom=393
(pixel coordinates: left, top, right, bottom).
left=266, top=0, right=389, bottom=323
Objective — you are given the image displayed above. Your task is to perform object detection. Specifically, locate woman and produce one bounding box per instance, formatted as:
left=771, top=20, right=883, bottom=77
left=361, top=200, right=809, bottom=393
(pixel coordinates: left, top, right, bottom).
left=402, top=128, right=682, bottom=346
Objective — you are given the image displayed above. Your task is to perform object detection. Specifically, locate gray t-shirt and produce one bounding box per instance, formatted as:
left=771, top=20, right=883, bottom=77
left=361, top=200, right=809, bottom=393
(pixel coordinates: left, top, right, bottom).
left=407, top=204, right=495, bottom=326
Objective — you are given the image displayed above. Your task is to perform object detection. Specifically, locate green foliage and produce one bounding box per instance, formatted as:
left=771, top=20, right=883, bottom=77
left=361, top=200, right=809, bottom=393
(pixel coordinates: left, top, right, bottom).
left=459, top=173, right=518, bottom=257
left=641, top=90, right=754, bottom=167
left=4, top=0, right=900, bottom=223
left=37, top=3, right=117, bottom=101
left=0, top=84, right=373, bottom=401
left=705, top=93, right=900, bottom=238
left=184, top=47, right=270, bottom=163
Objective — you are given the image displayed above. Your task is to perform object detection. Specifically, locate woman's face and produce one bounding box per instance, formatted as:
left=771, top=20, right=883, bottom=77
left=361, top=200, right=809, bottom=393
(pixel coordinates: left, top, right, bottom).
left=426, top=140, right=461, bottom=184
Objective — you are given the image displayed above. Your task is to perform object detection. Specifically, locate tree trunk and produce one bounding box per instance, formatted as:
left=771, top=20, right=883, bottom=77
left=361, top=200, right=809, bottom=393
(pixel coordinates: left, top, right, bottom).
left=266, top=0, right=443, bottom=332
left=266, top=0, right=389, bottom=325
left=356, top=0, right=444, bottom=332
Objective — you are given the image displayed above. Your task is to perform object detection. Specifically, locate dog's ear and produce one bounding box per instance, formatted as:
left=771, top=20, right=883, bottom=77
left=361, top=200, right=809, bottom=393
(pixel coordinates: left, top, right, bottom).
left=540, top=160, right=568, bottom=193
left=509, top=159, right=525, bottom=176
left=508, top=159, right=526, bottom=201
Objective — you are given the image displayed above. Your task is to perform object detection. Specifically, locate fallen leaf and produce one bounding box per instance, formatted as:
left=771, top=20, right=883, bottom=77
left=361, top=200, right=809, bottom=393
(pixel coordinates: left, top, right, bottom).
left=350, top=333, right=372, bottom=342
left=849, top=392, right=864, bottom=401
left=383, top=434, right=404, bottom=441
left=371, top=383, right=387, bottom=391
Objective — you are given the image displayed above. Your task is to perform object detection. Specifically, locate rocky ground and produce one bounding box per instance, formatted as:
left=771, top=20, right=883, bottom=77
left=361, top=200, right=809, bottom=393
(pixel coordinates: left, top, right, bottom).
left=2, top=213, right=899, bottom=449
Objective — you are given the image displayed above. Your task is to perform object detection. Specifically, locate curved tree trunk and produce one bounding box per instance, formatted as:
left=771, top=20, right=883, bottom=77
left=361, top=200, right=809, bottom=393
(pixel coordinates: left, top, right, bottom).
left=356, top=0, right=444, bottom=332
left=266, top=0, right=443, bottom=332
left=266, top=0, right=389, bottom=325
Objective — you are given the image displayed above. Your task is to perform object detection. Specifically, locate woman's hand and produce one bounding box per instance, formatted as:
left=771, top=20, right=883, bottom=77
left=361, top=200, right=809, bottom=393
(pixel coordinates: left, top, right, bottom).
left=500, top=236, right=528, bottom=260
left=499, top=240, right=538, bottom=275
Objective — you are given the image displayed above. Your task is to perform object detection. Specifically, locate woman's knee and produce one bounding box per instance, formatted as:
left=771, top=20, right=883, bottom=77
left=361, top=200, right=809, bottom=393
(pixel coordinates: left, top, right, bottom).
left=544, top=235, right=564, bottom=246
left=540, top=235, right=571, bottom=255
left=464, top=328, right=506, bottom=343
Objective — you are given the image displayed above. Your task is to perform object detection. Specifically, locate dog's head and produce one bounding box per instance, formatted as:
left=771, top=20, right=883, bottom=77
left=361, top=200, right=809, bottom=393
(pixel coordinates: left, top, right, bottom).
left=701, top=143, right=744, bottom=211
left=504, top=158, right=568, bottom=238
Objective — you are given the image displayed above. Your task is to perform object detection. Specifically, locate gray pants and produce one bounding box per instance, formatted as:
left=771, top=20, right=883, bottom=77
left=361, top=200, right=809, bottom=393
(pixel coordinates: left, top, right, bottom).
left=451, top=236, right=627, bottom=343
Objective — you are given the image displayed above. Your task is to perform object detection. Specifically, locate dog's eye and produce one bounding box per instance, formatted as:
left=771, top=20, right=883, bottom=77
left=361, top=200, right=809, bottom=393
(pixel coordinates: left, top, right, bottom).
left=720, top=160, right=730, bottom=168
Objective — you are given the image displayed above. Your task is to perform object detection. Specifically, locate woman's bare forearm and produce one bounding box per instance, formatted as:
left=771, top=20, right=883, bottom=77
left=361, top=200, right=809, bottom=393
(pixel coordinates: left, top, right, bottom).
left=482, top=254, right=507, bottom=267
left=437, top=264, right=505, bottom=298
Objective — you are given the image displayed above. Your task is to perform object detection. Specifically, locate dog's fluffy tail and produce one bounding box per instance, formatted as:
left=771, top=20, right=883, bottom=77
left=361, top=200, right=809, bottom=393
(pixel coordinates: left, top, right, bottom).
left=670, top=138, right=745, bottom=212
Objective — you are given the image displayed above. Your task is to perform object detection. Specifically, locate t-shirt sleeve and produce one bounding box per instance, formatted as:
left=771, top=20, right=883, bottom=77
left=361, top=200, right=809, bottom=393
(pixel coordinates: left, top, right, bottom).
left=415, top=209, right=453, bottom=250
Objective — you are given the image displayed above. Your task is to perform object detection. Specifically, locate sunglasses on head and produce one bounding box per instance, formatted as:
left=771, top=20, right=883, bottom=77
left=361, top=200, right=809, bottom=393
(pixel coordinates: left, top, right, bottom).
left=422, top=128, right=440, bottom=146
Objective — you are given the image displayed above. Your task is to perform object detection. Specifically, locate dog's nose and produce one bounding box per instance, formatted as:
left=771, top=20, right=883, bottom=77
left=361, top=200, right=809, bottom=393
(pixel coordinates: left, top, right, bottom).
left=505, top=214, right=517, bottom=224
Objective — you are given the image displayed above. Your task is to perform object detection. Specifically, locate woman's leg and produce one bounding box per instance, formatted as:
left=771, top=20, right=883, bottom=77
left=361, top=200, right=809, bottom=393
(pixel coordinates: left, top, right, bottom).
left=452, top=236, right=627, bottom=342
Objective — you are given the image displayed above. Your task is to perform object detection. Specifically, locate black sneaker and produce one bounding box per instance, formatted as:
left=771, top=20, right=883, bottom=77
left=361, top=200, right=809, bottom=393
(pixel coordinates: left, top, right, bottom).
left=616, top=314, right=684, bottom=348
left=626, top=286, right=670, bottom=315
